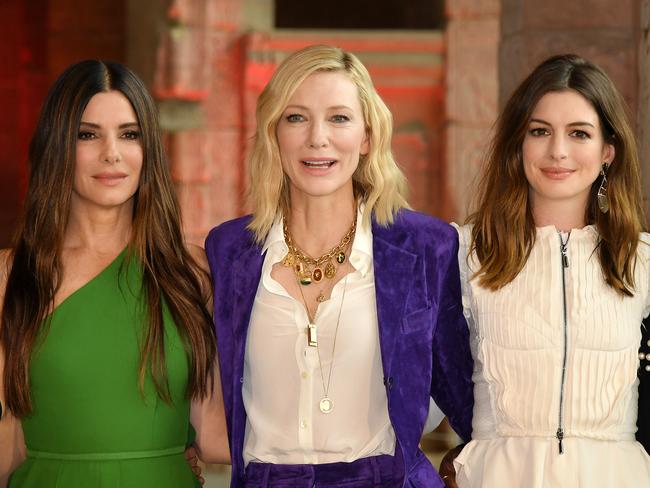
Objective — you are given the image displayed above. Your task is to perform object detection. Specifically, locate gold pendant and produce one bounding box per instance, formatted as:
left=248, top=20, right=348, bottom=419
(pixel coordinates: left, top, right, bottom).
left=324, top=261, right=336, bottom=279
left=316, top=291, right=326, bottom=303
left=312, top=267, right=323, bottom=282
left=308, top=323, right=318, bottom=347
left=294, top=261, right=305, bottom=276
left=319, top=397, right=333, bottom=414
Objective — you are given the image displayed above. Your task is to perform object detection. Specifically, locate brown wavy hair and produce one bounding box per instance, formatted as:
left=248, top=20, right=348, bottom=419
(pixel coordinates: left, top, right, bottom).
left=2, top=60, right=216, bottom=417
left=468, top=54, right=645, bottom=295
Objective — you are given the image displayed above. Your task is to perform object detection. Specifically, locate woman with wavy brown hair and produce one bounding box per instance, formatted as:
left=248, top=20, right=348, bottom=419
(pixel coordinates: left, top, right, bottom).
left=444, top=54, right=650, bottom=486
left=0, top=60, right=228, bottom=487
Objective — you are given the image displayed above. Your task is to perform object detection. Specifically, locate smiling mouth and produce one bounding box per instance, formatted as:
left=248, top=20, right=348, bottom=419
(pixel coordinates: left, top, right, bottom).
left=302, top=160, right=336, bottom=168
left=542, top=168, right=574, bottom=178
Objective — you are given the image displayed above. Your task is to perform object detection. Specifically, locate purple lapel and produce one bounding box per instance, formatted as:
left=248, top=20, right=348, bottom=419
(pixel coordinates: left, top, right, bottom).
left=371, top=220, right=418, bottom=378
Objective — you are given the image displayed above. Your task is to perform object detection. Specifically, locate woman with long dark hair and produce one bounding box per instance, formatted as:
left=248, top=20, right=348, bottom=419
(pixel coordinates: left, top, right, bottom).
left=0, top=60, right=228, bottom=487
left=447, top=54, right=650, bottom=486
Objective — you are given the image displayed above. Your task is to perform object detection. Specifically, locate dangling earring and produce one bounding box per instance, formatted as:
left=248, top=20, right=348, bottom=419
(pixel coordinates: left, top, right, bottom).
left=597, top=162, right=610, bottom=214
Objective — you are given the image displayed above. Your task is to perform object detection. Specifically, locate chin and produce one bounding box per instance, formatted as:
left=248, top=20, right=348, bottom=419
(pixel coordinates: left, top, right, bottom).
left=292, top=180, right=354, bottom=200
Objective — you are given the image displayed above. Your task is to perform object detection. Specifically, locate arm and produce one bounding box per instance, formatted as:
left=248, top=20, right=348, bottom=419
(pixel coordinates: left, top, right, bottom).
left=190, top=360, right=230, bottom=464
left=438, top=443, right=466, bottom=488
left=0, top=249, right=27, bottom=486
left=186, top=245, right=230, bottom=465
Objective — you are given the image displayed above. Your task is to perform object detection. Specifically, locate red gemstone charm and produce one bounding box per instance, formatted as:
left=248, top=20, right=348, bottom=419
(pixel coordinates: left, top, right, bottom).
left=313, top=267, right=323, bottom=282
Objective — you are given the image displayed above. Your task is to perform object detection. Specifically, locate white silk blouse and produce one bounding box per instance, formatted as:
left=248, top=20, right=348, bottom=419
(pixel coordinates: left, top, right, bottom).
left=241, top=207, right=397, bottom=466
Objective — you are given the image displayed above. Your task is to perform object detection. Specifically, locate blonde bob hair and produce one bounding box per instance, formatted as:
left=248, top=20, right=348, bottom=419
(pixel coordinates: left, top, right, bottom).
left=247, top=44, right=408, bottom=243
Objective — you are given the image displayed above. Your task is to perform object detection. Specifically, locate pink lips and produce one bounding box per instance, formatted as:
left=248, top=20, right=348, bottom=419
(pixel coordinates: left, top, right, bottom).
left=541, top=167, right=575, bottom=180
left=93, top=172, right=128, bottom=186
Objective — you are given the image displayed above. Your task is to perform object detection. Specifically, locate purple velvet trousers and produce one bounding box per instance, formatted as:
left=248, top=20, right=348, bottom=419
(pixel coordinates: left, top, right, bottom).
left=243, top=454, right=403, bottom=487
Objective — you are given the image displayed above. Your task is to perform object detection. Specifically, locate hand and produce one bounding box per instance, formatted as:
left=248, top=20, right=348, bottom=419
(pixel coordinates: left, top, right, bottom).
left=185, top=445, right=205, bottom=486
left=439, top=443, right=466, bottom=488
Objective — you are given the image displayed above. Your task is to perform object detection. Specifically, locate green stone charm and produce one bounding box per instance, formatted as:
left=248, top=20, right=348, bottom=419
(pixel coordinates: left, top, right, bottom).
left=299, top=274, right=313, bottom=286
left=336, top=252, right=346, bottom=264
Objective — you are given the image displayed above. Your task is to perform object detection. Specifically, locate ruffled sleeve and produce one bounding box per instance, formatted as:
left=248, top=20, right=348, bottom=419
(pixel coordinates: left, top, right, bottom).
left=450, top=223, right=476, bottom=332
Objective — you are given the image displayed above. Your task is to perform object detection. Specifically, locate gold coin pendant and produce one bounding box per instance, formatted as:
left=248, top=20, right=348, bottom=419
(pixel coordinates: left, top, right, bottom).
left=319, top=397, right=333, bottom=414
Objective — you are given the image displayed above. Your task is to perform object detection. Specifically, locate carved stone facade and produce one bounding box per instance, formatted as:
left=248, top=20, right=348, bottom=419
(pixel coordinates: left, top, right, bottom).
left=1, top=0, right=648, bottom=244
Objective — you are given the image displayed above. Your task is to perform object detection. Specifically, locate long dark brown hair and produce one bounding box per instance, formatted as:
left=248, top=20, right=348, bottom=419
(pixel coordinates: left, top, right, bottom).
left=469, top=54, right=645, bottom=295
left=2, top=60, right=216, bottom=416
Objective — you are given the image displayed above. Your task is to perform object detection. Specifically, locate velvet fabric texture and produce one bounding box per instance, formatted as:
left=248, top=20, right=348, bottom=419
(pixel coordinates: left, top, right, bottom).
left=205, top=209, right=474, bottom=487
left=244, top=453, right=399, bottom=487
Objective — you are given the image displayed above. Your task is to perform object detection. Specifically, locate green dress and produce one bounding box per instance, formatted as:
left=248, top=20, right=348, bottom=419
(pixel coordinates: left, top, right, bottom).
left=9, top=250, right=201, bottom=487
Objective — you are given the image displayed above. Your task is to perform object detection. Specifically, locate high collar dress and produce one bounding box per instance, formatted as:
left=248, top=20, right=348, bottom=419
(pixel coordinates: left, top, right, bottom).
left=453, top=224, right=650, bottom=488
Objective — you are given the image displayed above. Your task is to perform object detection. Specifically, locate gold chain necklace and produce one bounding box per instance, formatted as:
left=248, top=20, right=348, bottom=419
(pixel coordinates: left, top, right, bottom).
left=283, top=216, right=355, bottom=345
left=297, top=275, right=348, bottom=414
left=282, top=217, right=356, bottom=289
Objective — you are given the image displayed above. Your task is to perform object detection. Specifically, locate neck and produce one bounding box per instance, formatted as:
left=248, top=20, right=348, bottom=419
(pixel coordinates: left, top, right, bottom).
left=64, top=199, right=133, bottom=254
left=287, top=191, right=357, bottom=257
left=531, top=197, right=587, bottom=232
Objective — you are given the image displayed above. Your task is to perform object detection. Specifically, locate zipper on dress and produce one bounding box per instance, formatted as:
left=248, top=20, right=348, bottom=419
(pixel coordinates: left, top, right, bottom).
left=556, top=231, right=570, bottom=454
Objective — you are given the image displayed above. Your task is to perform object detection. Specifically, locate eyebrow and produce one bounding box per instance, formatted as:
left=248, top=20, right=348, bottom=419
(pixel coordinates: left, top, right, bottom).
left=529, top=118, right=596, bottom=128
left=284, top=104, right=354, bottom=111
left=79, top=121, right=140, bottom=129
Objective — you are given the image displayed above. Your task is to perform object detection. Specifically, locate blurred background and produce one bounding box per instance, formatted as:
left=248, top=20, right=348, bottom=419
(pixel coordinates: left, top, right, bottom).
left=1, top=0, right=649, bottom=485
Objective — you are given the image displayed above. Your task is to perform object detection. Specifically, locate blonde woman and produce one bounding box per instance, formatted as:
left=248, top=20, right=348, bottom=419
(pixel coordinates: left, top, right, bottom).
left=446, top=54, right=650, bottom=487
left=205, top=45, right=473, bottom=487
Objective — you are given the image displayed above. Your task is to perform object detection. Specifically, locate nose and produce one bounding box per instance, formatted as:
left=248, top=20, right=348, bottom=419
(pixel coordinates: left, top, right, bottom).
left=549, top=134, right=568, bottom=161
left=101, top=136, right=121, bottom=164
left=307, top=121, right=328, bottom=149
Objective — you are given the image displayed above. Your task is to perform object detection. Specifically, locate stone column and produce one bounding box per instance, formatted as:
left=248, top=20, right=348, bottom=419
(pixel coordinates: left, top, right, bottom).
left=149, top=0, right=246, bottom=244
left=445, top=0, right=501, bottom=222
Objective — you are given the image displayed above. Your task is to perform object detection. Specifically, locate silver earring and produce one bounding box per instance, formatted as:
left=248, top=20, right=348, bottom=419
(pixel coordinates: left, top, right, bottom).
left=597, top=162, right=609, bottom=214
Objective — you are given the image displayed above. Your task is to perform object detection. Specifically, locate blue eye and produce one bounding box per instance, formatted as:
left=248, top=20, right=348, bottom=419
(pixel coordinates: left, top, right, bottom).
left=286, top=114, right=305, bottom=123
left=331, top=114, right=350, bottom=123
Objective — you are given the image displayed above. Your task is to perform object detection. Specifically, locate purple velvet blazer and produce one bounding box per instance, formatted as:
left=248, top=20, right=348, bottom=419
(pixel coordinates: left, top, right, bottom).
left=205, top=209, right=474, bottom=487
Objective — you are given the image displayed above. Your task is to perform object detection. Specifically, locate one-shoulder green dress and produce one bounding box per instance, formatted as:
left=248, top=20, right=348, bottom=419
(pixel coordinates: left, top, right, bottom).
left=9, top=250, right=201, bottom=487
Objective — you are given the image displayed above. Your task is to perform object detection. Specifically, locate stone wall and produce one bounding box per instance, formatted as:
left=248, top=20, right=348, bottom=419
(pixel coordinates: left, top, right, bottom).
left=500, top=0, right=638, bottom=110
left=445, top=0, right=501, bottom=221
